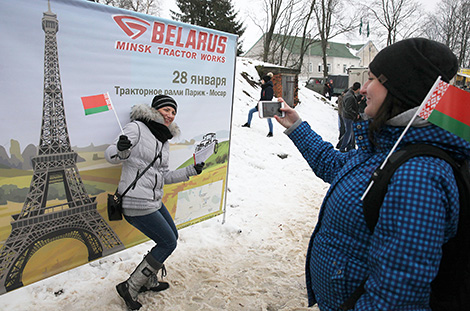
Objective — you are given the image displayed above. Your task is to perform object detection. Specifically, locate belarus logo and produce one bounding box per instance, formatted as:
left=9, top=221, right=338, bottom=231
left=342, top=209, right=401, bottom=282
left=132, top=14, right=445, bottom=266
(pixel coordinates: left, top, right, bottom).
left=113, top=15, right=151, bottom=39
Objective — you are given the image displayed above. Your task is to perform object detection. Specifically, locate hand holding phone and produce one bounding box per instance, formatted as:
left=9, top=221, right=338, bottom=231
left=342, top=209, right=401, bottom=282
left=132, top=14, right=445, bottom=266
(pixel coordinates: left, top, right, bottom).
left=258, top=100, right=285, bottom=119
left=273, top=98, right=300, bottom=129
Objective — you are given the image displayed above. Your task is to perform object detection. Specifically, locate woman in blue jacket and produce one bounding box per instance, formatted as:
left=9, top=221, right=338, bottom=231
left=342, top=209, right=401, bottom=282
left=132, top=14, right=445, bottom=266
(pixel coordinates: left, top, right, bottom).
left=275, top=38, right=470, bottom=310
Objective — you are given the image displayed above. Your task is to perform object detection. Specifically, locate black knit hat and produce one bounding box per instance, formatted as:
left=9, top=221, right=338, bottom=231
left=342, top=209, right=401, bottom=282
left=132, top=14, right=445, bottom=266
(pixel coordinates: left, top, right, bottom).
left=262, top=75, right=271, bottom=82
left=151, top=95, right=177, bottom=113
left=369, top=38, right=458, bottom=108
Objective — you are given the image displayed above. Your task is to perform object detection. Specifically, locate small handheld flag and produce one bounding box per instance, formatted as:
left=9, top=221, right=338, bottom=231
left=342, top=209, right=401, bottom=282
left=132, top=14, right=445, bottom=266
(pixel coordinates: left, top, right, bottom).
left=418, top=80, right=470, bottom=142
left=81, top=92, right=123, bottom=133
left=362, top=77, right=470, bottom=201
left=81, top=93, right=112, bottom=115
left=361, top=76, right=441, bottom=201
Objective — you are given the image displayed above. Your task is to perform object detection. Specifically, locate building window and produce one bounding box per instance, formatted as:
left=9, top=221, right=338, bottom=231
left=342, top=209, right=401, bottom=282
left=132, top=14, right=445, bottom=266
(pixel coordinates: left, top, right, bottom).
left=343, top=64, right=347, bottom=73
left=327, top=64, right=331, bottom=72
left=318, top=64, right=322, bottom=72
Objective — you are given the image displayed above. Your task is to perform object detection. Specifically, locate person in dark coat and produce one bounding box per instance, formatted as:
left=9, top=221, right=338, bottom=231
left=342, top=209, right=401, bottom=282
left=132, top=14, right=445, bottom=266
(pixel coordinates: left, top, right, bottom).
left=339, top=82, right=361, bottom=152
left=322, top=79, right=333, bottom=100
left=335, top=89, right=347, bottom=149
left=274, top=38, right=469, bottom=310
left=242, top=72, right=275, bottom=137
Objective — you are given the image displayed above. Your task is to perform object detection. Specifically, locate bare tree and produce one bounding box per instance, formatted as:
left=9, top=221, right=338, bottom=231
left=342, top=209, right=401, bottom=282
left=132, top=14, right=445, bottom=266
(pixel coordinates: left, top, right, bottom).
left=269, top=1, right=300, bottom=65
left=424, top=0, right=470, bottom=67
left=313, top=0, right=359, bottom=78
left=91, top=0, right=161, bottom=16
left=127, top=0, right=160, bottom=15
left=269, top=0, right=318, bottom=68
left=423, top=0, right=460, bottom=48
left=456, top=0, right=470, bottom=67
left=249, top=0, right=321, bottom=71
left=253, top=0, right=291, bottom=62
left=366, top=0, right=423, bottom=46
left=250, top=0, right=361, bottom=75
left=293, top=0, right=319, bottom=71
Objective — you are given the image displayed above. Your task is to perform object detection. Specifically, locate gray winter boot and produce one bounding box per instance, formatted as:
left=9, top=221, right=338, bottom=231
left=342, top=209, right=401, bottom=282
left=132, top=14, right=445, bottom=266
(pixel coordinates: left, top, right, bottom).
left=139, top=264, right=169, bottom=293
left=116, top=254, right=163, bottom=310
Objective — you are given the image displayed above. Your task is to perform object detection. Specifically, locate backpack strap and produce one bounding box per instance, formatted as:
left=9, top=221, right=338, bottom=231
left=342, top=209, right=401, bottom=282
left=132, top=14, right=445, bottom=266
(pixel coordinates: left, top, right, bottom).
left=340, top=143, right=470, bottom=310
left=362, top=144, right=462, bottom=233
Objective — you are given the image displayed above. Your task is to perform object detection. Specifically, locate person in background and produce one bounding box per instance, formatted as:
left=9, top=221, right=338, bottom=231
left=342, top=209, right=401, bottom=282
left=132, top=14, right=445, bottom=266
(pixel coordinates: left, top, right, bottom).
left=339, top=82, right=361, bottom=152
left=323, top=79, right=333, bottom=100
left=335, top=89, right=347, bottom=149
left=274, top=38, right=469, bottom=310
left=242, top=72, right=275, bottom=137
left=105, top=95, right=204, bottom=310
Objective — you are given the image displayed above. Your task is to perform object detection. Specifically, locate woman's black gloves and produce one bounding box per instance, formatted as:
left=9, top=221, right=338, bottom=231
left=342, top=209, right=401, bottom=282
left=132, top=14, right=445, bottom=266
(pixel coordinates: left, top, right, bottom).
left=117, top=135, right=132, bottom=151
left=194, top=162, right=205, bottom=174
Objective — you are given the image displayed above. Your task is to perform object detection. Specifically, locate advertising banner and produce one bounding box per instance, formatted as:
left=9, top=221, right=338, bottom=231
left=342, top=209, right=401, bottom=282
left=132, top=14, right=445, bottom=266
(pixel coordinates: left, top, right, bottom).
left=0, top=0, right=236, bottom=294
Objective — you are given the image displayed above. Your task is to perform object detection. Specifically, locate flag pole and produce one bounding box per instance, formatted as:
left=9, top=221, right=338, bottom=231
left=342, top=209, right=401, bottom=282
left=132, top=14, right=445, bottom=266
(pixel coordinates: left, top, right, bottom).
left=106, top=92, right=124, bottom=135
left=360, top=76, right=442, bottom=201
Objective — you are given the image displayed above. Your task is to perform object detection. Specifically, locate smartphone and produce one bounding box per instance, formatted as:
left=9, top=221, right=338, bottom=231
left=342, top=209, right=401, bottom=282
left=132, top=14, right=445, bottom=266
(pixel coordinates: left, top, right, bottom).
left=258, top=101, right=285, bottom=118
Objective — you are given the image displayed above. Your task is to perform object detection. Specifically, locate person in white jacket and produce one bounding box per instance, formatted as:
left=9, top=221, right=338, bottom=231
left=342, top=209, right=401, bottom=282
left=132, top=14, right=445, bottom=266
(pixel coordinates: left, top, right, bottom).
left=105, top=95, right=204, bottom=310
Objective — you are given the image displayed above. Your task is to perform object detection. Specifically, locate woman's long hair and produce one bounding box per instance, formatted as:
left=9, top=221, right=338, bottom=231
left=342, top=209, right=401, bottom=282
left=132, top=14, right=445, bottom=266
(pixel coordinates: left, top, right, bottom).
left=368, top=92, right=412, bottom=144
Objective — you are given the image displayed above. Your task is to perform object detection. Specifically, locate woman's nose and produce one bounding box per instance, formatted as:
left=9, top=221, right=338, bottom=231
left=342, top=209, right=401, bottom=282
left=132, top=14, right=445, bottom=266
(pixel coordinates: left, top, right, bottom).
left=360, top=83, right=367, bottom=95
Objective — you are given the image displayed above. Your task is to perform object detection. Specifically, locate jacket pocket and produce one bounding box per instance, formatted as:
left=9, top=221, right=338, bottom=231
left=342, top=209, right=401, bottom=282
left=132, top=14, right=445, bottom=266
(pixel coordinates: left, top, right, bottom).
left=331, top=259, right=354, bottom=304
left=331, top=257, right=367, bottom=306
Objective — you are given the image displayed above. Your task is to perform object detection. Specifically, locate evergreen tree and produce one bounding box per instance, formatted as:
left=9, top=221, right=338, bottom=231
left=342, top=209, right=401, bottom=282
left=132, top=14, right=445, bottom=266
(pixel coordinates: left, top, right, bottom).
left=172, top=0, right=245, bottom=55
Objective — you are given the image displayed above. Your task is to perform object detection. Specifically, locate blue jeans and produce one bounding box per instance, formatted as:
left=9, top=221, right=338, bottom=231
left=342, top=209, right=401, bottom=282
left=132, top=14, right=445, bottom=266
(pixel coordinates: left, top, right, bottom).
left=247, top=107, right=273, bottom=133
left=336, top=114, right=345, bottom=149
left=339, top=118, right=356, bottom=152
left=124, top=204, right=178, bottom=263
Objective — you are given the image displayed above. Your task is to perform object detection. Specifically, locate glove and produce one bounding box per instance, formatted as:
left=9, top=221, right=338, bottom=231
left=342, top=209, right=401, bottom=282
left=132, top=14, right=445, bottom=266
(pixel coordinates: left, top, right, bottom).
left=117, top=135, right=132, bottom=151
left=194, top=162, right=205, bottom=175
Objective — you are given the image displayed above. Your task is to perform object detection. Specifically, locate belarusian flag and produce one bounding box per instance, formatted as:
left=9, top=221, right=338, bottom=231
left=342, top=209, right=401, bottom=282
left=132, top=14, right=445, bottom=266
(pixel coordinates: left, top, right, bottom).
left=81, top=93, right=113, bottom=115
left=419, top=80, right=470, bottom=142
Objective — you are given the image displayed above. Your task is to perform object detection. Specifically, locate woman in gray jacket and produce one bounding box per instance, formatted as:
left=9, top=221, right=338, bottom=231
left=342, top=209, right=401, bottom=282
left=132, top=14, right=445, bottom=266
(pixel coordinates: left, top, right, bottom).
left=105, top=95, right=204, bottom=310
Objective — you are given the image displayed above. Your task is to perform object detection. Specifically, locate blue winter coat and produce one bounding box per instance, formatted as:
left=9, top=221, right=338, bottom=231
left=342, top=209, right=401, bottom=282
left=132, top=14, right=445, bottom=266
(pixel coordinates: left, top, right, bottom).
left=287, top=114, right=470, bottom=310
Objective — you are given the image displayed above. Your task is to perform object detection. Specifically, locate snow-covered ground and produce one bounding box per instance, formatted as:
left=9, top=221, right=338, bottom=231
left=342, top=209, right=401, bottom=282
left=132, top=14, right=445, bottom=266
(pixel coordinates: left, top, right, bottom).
left=0, top=57, right=340, bottom=311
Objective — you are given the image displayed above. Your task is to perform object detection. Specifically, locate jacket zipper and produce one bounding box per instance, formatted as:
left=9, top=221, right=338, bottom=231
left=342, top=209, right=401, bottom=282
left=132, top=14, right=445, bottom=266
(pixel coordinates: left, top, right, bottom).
left=132, top=170, right=139, bottom=190
left=151, top=143, right=162, bottom=200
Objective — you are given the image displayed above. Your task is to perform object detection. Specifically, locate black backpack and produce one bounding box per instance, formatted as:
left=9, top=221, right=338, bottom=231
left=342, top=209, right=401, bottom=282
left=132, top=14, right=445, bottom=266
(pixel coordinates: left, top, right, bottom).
left=340, top=144, right=470, bottom=311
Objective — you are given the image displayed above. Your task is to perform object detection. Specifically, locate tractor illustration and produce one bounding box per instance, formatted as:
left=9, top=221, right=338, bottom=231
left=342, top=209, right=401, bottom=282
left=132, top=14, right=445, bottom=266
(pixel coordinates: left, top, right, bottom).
left=195, top=133, right=219, bottom=154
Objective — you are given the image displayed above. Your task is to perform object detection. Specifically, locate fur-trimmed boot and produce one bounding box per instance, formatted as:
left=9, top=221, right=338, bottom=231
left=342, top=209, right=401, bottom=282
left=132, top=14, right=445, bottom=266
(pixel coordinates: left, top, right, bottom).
left=116, top=254, right=163, bottom=310
left=139, top=264, right=170, bottom=293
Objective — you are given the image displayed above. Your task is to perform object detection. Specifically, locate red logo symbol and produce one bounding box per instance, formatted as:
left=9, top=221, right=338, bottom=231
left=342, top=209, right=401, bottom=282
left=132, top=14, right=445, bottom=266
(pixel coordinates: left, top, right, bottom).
left=113, top=15, right=151, bottom=40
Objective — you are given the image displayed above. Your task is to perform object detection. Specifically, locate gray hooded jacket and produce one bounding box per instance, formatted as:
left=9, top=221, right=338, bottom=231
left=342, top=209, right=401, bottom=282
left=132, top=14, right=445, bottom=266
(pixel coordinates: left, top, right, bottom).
left=105, top=104, right=197, bottom=214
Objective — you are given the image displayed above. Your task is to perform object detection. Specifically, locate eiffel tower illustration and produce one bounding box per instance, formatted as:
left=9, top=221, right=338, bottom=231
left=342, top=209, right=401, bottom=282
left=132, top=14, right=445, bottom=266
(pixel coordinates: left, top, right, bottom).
left=0, top=1, right=124, bottom=294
